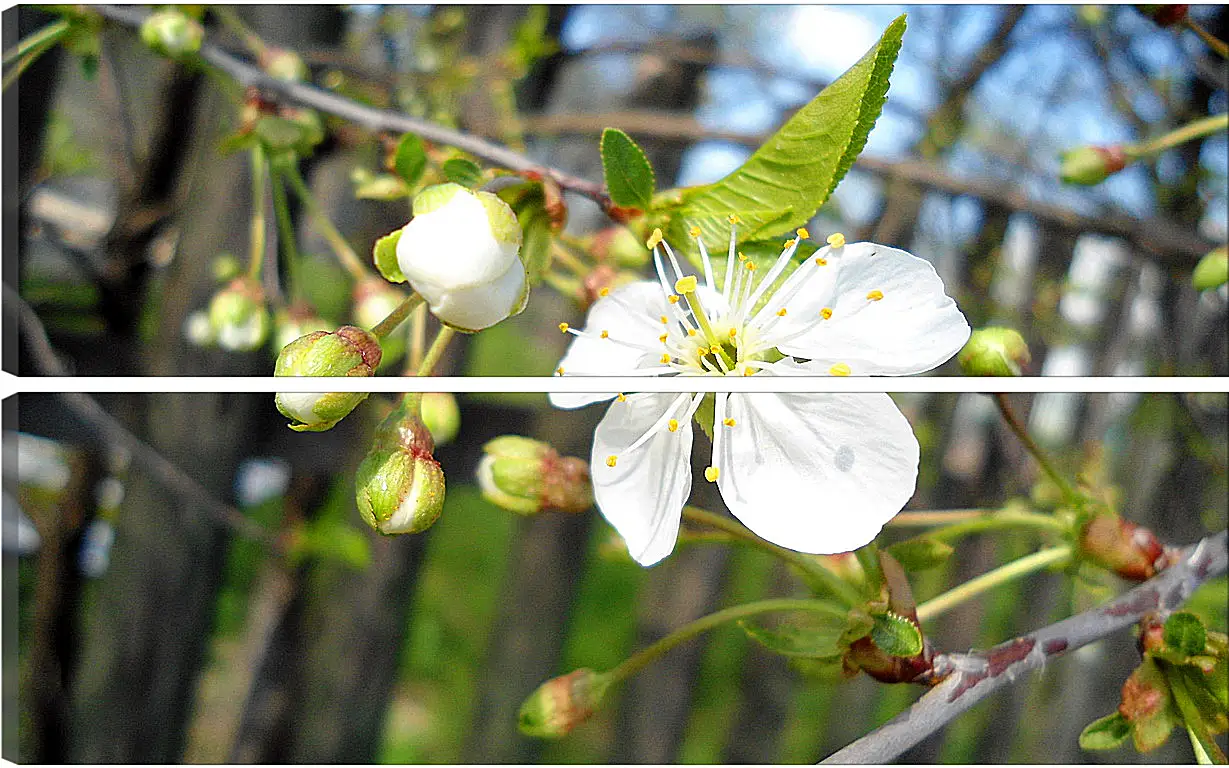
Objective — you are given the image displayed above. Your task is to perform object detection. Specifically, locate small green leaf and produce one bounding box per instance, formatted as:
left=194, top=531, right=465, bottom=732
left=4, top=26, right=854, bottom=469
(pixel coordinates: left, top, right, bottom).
left=660, top=14, right=906, bottom=268
left=254, top=116, right=306, bottom=152
left=738, top=612, right=847, bottom=658
left=600, top=128, right=656, bottom=210
left=870, top=611, right=923, bottom=658
left=355, top=174, right=411, bottom=201
left=1166, top=612, right=1209, bottom=658
left=372, top=229, right=406, bottom=283
left=519, top=204, right=552, bottom=286
left=217, top=130, right=258, bottom=156
left=886, top=537, right=955, bottom=572
left=394, top=133, right=428, bottom=186
left=1079, top=712, right=1132, bottom=750
left=442, top=158, right=483, bottom=188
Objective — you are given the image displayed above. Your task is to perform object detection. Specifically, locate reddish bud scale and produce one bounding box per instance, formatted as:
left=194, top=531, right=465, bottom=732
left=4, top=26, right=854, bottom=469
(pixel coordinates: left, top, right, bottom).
left=848, top=636, right=934, bottom=684
left=1137, top=4, right=1189, bottom=26
left=333, top=325, right=384, bottom=372
left=582, top=265, right=619, bottom=309
left=1096, top=145, right=1129, bottom=175
left=539, top=452, right=592, bottom=514
left=1080, top=515, right=1164, bottom=581
left=603, top=203, right=642, bottom=224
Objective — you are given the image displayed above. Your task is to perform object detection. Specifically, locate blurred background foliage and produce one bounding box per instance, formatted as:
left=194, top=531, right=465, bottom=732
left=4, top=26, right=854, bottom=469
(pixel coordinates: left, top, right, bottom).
left=3, top=3, right=1228, bottom=764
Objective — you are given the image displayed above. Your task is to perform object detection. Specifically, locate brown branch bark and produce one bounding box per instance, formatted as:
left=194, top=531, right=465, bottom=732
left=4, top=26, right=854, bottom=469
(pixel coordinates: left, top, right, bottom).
left=90, top=5, right=612, bottom=210
left=822, top=529, right=1229, bottom=763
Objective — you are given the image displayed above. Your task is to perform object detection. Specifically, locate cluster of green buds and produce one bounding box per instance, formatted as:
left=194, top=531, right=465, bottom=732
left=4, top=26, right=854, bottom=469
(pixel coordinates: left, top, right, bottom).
left=958, top=327, right=1032, bottom=376
left=477, top=436, right=593, bottom=516
left=1081, top=611, right=1227, bottom=757
left=139, top=9, right=203, bottom=60
left=274, top=326, right=382, bottom=431
left=354, top=397, right=446, bottom=535
left=208, top=277, right=271, bottom=352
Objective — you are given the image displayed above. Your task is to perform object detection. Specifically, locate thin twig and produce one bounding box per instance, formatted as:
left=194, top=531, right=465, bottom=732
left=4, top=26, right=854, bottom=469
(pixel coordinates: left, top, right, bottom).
left=4, top=283, right=278, bottom=548
left=91, top=5, right=612, bottom=210
left=822, top=529, right=1228, bottom=763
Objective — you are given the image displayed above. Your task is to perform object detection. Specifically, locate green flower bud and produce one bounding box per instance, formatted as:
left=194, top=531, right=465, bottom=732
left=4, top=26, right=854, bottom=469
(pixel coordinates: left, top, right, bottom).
left=1193, top=246, right=1228, bottom=292
left=274, top=326, right=383, bottom=432
left=208, top=278, right=270, bottom=352
left=420, top=392, right=461, bottom=446
left=477, top=436, right=593, bottom=516
left=355, top=398, right=446, bottom=534
left=260, top=48, right=309, bottom=82
left=958, top=327, right=1031, bottom=376
left=139, top=10, right=204, bottom=60
left=518, top=668, right=610, bottom=739
left=396, top=183, right=528, bottom=332
left=1060, top=145, right=1128, bottom=186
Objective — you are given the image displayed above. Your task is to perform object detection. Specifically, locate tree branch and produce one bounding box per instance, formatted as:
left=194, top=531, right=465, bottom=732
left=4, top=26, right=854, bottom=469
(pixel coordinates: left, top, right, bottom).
left=4, top=283, right=277, bottom=548
left=90, top=5, right=611, bottom=209
left=822, top=529, right=1228, bottom=764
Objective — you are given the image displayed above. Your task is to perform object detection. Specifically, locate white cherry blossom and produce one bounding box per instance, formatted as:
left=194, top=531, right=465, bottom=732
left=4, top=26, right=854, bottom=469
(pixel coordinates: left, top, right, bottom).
left=550, top=221, right=969, bottom=566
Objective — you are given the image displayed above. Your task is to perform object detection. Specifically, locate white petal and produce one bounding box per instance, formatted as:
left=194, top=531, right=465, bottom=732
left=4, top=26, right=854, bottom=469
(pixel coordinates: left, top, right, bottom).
left=775, top=243, right=969, bottom=375
left=591, top=393, right=694, bottom=566
left=715, top=392, right=918, bottom=555
left=427, top=255, right=527, bottom=331
left=550, top=281, right=673, bottom=407
left=396, top=191, right=518, bottom=291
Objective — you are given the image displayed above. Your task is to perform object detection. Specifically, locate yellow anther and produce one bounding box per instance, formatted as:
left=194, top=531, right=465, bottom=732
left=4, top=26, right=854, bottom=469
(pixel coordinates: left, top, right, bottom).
left=820, top=307, right=833, bottom=320
left=723, top=417, right=736, bottom=427
left=687, top=328, right=698, bottom=337
left=728, top=328, right=737, bottom=338
left=710, top=345, right=722, bottom=355
left=829, top=363, right=851, bottom=377
left=555, top=367, right=565, bottom=375
left=867, top=289, right=884, bottom=301
left=660, top=353, right=672, bottom=364
left=617, top=393, right=627, bottom=402
left=674, top=275, right=698, bottom=293
left=659, top=333, right=669, bottom=343
left=558, top=322, right=570, bottom=333
left=668, top=294, right=680, bottom=304
left=689, top=225, right=701, bottom=238
left=667, top=419, right=679, bottom=432
left=826, top=232, right=846, bottom=248
left=814, top=256, right=828, bottom=266
left=785, top=238, right=797, bottom=249
left=796, top=227, right=810, bottom=240
left=745, top=262, right=757, bottom=271
left=737, top=251, right=748, bottom=262
left=606, top=455, right=618, bottom=467
left=660, top=315, right=669, bottom=324
left=704, top=466, right=720, bottom=482
left=599, top=287, right=611, bottom=297
left=727, top=214, right=740, bottom=224
left=646, top=228, right=664, bottom=250
left=742, top=367, right=755, bottom=376
left=776, top=307, right=788, bottom=317
left=600, top=330, right=610, bottom=339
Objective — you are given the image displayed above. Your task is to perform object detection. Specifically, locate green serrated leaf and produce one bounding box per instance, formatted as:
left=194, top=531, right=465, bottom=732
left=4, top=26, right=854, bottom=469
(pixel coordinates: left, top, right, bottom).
left=394, top=133, right=428, bottom=186
left=737, top=612, right=847, bottom=658
left=661, top=14, right=906, bottom=268
left=1166, top=612, right=1210, bottom=658
left=1079, top=712, right=1132, bottom=750
left=372, top=229, right=406, bottom=283
left=870, top=611, right=922, bottom=658
left=886, top=537, right=955, bottom=572
left=600, top=127, right=656, bottom=210
left=442, top=157, right=483, bottom=188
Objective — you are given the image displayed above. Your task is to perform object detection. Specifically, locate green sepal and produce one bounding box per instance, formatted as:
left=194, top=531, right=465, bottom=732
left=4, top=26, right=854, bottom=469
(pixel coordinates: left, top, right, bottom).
left=254, top=115, right=307, bottom=153
left=442, top=157, right=483, bottom=188
left=600, top=127, right=656, bottom=210
left=372, top=229, right=406, bottom=283
left=870, top=611, right=923, bottom=658
left=1078, top=711, right=1132, bottom=750
left=885, top=537, right=954, bottom=572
